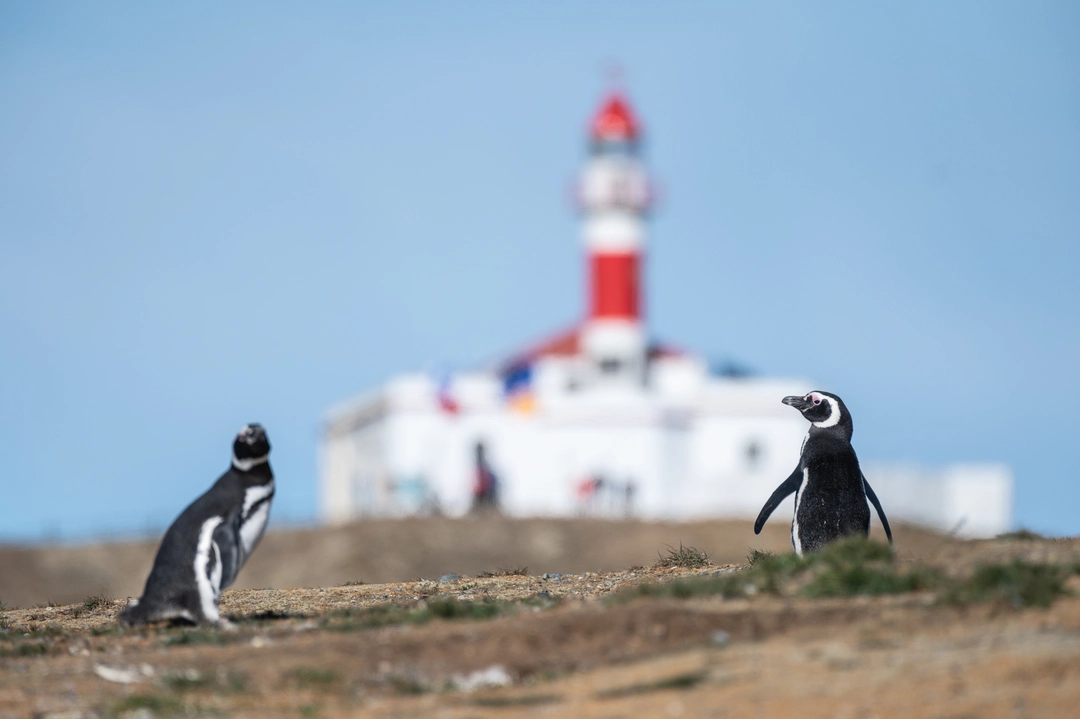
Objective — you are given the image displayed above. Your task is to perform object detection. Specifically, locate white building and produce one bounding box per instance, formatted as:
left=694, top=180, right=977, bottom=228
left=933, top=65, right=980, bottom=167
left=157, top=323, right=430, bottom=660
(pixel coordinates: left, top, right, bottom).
left=320, top=90, right=1013, bottom=538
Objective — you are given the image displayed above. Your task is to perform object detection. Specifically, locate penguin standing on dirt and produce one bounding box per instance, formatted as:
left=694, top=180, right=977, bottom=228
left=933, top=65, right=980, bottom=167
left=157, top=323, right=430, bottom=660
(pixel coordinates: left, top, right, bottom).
left=754, top=392, right=892, bottom=555
left=118, top=424, right=274, bottom=626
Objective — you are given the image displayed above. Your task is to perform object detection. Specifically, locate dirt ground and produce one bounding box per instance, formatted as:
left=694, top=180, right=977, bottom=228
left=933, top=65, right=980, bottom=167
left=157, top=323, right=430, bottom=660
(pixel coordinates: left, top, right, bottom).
left=2, top=527, right=1079, bottom=719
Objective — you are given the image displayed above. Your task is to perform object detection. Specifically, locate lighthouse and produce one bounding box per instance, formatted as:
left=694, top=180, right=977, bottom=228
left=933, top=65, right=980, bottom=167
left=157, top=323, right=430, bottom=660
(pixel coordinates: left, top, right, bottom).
left=318, top=86, right=1014, bottom=537
left=579, top=91, right=652, bottom=385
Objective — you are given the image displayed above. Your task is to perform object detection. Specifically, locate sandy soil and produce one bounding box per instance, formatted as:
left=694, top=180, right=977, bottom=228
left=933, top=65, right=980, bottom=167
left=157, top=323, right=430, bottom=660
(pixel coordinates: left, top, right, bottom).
left=2, top=530, right=1079, bottom=719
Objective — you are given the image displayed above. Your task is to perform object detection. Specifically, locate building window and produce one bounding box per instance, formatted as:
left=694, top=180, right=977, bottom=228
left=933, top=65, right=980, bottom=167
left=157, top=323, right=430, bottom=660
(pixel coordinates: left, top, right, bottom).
left=599, top=357, right=623, bottom=374
left=745, top=441, right=763, bottom=471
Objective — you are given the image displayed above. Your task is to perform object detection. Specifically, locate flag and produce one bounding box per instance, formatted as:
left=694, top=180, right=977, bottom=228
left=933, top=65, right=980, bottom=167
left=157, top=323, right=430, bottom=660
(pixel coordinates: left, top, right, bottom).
left=502, top=363, right=536, bottom=414
left=434, top=370, right=459, bottom=415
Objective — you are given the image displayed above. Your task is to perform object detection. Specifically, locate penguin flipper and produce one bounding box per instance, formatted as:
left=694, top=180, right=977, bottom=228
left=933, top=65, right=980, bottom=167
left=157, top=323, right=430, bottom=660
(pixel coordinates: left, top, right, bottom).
left=754, top=467, right=802, bottom=534
left=862, top=473, right=893, bottom=544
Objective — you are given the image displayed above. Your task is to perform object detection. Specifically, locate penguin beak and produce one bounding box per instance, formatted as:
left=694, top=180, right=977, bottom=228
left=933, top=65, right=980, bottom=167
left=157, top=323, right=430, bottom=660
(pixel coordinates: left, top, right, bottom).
left=240, top=424, right=265, bottom=443
left=782, top=395, right=812, bottom=411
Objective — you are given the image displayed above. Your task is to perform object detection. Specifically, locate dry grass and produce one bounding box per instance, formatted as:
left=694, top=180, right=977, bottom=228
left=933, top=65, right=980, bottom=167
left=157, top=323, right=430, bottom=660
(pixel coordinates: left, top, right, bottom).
left=655, top=542, right=711, bottom=569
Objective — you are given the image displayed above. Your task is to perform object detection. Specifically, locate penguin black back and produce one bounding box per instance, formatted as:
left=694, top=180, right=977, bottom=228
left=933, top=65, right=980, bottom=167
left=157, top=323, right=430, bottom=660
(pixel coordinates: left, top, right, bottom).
left=118, top=424, right=274, bottom=627
left=754, top=392, right=892, bottom=555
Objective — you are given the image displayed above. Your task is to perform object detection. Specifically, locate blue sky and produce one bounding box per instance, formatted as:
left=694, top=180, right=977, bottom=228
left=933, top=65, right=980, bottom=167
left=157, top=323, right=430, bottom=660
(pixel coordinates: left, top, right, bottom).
left=1, top=2, right=1078, bottom=541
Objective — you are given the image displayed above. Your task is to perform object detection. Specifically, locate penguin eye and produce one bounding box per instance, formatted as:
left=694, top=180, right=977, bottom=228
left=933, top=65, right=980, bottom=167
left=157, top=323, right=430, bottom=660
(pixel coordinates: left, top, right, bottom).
left=812, top=397, right=822, bottom=405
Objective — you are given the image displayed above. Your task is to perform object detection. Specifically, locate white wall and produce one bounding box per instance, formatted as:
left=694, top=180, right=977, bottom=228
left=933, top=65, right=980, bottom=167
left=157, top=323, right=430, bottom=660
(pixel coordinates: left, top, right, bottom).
left=319, top=373, right=1015, bottom=538
left=864, top=462, right=1014, bottom=538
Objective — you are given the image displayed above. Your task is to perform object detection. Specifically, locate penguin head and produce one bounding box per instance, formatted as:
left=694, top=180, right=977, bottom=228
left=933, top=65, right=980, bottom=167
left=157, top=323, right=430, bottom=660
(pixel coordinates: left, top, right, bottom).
left=782, top=391, right=852, bottom=434
left=232, top=424, right=271, bottom=471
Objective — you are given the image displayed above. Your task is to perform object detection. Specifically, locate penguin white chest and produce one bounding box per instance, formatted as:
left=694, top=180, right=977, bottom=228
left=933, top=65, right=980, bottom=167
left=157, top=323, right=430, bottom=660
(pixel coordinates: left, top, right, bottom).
left=790, top=468, right=811, bottom=556
left=239, top=481, right=274, bottom=556
left=195, top=516, right=225, bottom=621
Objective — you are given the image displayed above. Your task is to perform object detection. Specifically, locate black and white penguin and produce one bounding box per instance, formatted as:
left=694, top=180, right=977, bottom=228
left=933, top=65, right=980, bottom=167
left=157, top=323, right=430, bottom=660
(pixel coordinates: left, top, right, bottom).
left=754, top=392, right=892, bottom=555
left=118, top=424, right=274, bottom=626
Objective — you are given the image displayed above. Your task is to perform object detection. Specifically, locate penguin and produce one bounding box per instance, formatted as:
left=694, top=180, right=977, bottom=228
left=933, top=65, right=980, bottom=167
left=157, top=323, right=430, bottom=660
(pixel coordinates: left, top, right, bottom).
left=754, top=392, right=892, bottom=555
left=118, top=424, right=274, bottom=627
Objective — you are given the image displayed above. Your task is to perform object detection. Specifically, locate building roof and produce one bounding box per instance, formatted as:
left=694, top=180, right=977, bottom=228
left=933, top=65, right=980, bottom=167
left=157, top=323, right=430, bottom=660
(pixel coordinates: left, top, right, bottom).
left=499, top=325, right=583, bottom=374
left=590, top=93, right=640, bottom=142
left=498, top=324, right=688, bottom=376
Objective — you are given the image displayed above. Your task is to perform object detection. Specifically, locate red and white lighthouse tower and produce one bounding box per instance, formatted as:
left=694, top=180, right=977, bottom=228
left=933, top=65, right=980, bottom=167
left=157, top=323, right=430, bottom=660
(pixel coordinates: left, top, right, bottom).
left=579, top=91, right=653, bottom=384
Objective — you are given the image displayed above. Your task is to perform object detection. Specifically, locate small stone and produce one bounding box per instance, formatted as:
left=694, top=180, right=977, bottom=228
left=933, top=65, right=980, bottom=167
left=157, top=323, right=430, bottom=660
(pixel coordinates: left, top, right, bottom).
left=453, top=665, right=512, bottom=691
left=711, top=630, right=731, bottom=647
left=93, top=664, right=143, bottom=684
left=542, top=573, right=563, bottom=581
left=437, top=574, right=459, bottom=584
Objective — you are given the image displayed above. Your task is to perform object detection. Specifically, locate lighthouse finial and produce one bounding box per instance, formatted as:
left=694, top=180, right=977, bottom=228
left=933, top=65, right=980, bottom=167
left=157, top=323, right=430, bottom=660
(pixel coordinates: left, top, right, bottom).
left=603, top=60, right=625, bottom=90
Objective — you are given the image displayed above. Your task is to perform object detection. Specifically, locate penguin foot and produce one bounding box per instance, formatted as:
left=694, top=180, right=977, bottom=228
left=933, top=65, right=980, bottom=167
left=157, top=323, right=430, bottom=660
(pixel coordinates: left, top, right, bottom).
left=214, top=617, right=238, bottom=631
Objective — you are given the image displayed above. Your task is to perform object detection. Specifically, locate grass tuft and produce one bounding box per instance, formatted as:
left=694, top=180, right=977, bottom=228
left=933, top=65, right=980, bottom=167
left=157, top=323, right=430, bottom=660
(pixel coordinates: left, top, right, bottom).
left=479, top=567, right=529, bottom=577
left=164, top=628, right=243, bottom=646
left=237, top=610, right=297, bottom=624
left=293, top=667, right=340, bottom=687
left=82, top=592, right=110, bottom=610
left=995, top=529, right=1044, bottom=542
left=34, top=623, right=67, bottom=637
left=803, top=562, right=941, bottom=598
left=389, top=676, right=431, bottom=695
left=110, top=693, right=184, bottom=716
left=428, top=598, right=505, bottom=621
left=595, top=671, right=706, bottom=698
left=745, top=548, right=774, bottom=568
left=800, top=538, right=940, bottom=598
left=471, top=693, right=561, bottom=707
left=326, top=597, right=520, bottom=632
left=943, top=561, right=1075, bottom=609
left=91, top=624, right=124, bottom=637
left=0, top=642, right=50, bottom=657
left=655, top=543, right=711, bottom=569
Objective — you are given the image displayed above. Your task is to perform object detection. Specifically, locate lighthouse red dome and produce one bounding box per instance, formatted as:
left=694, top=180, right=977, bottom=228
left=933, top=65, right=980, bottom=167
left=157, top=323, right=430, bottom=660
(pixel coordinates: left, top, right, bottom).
left=590, top=93, right=640, bottom=142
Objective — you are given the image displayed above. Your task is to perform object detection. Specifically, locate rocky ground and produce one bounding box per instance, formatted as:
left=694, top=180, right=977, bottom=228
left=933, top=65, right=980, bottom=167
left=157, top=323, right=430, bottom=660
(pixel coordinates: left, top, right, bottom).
left=2, top=531, right=1079, bottom=718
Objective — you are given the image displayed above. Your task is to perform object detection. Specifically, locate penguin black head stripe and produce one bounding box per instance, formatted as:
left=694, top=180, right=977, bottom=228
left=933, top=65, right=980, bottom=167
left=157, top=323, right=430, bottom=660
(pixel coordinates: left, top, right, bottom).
left=782, top=391, right=851, bottom=436
left=754, top=391, right=892, bottom=555
left=118, top=424, right=275, bottom=627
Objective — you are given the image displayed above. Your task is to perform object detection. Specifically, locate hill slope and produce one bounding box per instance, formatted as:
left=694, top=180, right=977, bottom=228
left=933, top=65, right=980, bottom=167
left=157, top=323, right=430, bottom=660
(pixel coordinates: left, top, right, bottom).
left=0, top=517, right=935, bottom=608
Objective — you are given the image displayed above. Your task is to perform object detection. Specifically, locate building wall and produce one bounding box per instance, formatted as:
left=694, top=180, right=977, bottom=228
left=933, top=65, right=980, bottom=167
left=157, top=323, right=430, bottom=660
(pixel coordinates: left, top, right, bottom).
left=863, top=462, right=1014, bottom=539
left=319, top=373, right=1015, bottom=537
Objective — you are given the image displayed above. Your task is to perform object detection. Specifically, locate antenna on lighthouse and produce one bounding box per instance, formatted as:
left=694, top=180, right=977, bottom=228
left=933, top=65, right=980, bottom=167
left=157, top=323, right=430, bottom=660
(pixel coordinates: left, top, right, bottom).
left=603, top=60, right=625, bottom=90
left=578, top=82, right=653, bottom=386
